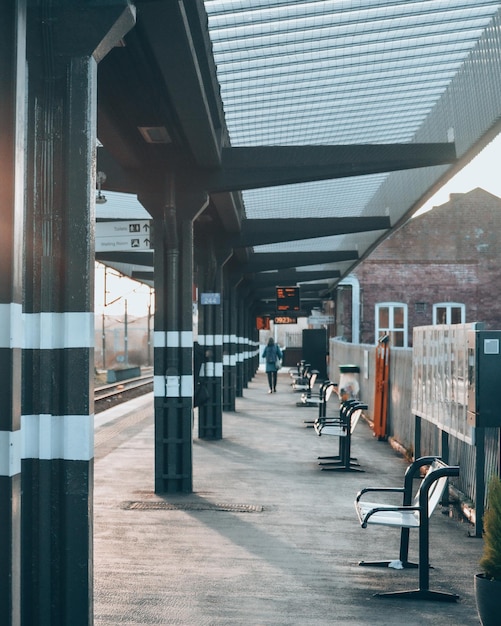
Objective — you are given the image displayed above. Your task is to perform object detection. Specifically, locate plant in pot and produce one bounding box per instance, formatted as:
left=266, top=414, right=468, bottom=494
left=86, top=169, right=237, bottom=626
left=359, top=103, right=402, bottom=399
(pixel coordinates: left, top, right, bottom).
left=475, top=474, right=501, bottom=626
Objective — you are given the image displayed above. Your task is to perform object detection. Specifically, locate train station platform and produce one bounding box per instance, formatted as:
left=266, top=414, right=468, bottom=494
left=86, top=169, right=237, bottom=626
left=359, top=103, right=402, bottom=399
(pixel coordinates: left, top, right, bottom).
left=94, top=370, right=483, bottom=625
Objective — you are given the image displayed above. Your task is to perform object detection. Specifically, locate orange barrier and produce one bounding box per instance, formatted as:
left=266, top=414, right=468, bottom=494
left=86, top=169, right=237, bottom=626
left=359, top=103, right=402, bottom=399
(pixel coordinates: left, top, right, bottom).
left=373, top=335, right=390, bottom=440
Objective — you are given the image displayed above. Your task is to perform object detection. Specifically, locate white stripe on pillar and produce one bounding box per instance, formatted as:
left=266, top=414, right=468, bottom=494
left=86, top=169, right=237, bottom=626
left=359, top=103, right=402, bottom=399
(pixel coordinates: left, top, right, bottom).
left=154, top=376, right=166, bottom=396
left=154, top=374, right=194, bottom=398
left=0, top=430, right=22, bottom=477
left=181, top=375, right=194, bottom=396
left=23, top=312, right=94, bottom=349
left=198, top=334, right=223, bottom=346
left=0, top=303, right=23, bottom=349
left=154, top=331, right=193, bottom=348
left=22, top=414, right=94, bottom=461
left=223, top=354, right=237, bottom=366
left=201, top=362, right=223, bottom=377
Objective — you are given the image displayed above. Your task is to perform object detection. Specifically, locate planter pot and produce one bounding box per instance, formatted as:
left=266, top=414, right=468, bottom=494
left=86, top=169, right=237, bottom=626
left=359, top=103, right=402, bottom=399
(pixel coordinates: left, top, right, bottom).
left=475, top=573, right=501, bottom=626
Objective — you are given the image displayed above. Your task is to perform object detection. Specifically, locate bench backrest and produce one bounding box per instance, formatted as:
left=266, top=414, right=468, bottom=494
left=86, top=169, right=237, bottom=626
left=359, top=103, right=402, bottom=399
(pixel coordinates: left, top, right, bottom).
left=290, top=361, right=310, bottom=380
left=308, top=371, right=318, bottom=389
left=412, top=459, right=450, bottom=516
left=324, top=382, right=336, bottom=403
left=350, top=408, right=362, bottom=433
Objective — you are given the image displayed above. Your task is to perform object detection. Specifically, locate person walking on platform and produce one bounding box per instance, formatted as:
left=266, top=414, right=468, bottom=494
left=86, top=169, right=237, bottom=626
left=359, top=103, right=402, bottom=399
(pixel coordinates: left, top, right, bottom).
left=262, top=337, right=282, bottom=393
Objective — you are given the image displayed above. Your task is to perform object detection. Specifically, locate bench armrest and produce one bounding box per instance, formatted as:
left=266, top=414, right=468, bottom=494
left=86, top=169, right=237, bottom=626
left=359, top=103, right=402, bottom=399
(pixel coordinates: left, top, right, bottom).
left=315, top=417, right=342, bottom=425
left=355, top=487, right=404, bottom=503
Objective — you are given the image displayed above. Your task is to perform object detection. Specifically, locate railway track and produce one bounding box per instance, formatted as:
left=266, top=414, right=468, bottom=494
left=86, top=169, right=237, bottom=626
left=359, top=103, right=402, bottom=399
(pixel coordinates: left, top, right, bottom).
left=95, top=374, right=153, bottom=413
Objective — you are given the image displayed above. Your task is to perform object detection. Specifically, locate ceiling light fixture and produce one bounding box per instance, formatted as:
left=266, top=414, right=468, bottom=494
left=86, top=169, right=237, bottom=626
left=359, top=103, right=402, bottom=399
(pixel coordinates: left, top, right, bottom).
left=138, top=126, right=171, bottom=144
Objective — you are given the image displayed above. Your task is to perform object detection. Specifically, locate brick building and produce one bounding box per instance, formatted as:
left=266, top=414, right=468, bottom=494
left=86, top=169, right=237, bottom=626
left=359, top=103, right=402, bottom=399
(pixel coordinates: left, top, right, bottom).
left=334, top=188, right=501, bottom=346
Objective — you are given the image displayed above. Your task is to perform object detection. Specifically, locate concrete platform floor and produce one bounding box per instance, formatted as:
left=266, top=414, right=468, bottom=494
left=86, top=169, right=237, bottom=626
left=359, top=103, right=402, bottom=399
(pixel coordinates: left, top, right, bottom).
left=94, top=370, right=483, bottom=625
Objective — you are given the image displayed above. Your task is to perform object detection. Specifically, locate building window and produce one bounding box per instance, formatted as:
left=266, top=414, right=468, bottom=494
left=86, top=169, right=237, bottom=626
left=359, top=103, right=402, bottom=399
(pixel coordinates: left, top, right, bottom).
left=375, top=303, right=408, bottom=347
left=433, top=303, right=465, bottom=325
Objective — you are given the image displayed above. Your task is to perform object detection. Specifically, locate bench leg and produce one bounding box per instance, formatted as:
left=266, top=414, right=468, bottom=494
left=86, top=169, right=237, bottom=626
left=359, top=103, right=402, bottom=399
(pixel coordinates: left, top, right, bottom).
left=359, top=560, right=417, bottom=568
left=318, top=456, right=358, bottom=462
left=320, top=463, right=364, bottom=472
left=374, top=589, right=459, bottom=602
left=320, top=430, right=363, bottom=471
left=359, top=527, right=417, bottom=568
left=369, top=514, right=459, bottom=601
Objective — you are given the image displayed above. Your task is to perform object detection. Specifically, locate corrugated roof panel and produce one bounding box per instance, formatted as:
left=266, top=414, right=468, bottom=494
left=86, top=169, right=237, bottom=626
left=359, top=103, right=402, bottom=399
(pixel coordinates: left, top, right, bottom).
left=204, top=0, right=501, bottom=280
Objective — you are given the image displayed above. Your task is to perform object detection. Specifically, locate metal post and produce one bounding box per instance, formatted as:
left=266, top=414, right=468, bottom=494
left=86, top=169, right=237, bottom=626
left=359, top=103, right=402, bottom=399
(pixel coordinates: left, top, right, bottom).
left=0, top=4, right=25, bottom=623
left=22, top=5, right=135, bottom=625
left=124, top=299, right=128, bottom=366
left=475, top=427, right=486, bottom=537
left=414, top=415, right=422, bottom=460
left=147, top=290, right=153, bottom=366
left=198, top=243, right=224, bottom=440
left=153, top=184, right=194, bottom=493
left=236, top=292, right=245, bottom=397
left=102, top=266, right=107, bottom=369
left=222, top=271, right=235, bottom=411
left=150, top=184, right=209, bottom=493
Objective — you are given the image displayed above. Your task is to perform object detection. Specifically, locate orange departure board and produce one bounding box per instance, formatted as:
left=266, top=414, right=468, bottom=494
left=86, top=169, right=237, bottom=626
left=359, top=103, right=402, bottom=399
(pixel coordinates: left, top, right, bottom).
left=256, top=316, right=271, bottom=330
left=276, top=286, right=300, bottom=311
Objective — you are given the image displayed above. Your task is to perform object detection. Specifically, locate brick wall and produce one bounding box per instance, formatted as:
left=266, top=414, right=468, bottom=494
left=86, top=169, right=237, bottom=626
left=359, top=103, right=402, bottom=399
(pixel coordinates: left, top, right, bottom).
left=349, top=188, right=501, bottom=345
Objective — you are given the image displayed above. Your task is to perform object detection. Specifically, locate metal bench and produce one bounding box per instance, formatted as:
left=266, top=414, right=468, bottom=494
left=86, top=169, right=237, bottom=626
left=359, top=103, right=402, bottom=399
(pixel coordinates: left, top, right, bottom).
left=302, top=380, right=337, bottom=426
left=354, top=456, right=460, bottom=602
left=314, top=400, right=368, bottom=472
left=292, top=368, right=318, bottom=393
left=289, top=361, right=309, bottom=386
left=297, top=378, right=334, bottom=408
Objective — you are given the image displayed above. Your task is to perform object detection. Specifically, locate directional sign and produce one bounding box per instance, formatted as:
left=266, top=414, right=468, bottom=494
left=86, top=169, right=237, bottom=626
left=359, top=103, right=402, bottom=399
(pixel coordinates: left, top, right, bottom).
left=200, top=292, right=221, bottom=305
left=308, top=315, right=335, bottom=325
left=96, top=220, right=152, bottom=252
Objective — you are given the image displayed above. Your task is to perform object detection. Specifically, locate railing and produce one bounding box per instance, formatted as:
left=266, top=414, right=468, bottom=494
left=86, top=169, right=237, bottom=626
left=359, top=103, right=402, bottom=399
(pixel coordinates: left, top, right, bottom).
left=329, top=335, right=500, bottom=525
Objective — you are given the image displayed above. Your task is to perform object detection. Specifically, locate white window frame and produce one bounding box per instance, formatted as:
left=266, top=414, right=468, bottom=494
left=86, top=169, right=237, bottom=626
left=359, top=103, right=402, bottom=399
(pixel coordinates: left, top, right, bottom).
left=375, top=302, right=408, bottom=348
left=432, top=302, right=466, bottom=325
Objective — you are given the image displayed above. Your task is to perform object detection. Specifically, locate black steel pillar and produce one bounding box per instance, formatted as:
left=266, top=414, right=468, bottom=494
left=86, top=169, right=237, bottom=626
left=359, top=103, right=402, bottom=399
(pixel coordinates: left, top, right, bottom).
left=196, top=234, right=227, bottom=439
left=242, top=296, right=251, bottom=388
left=250, top=310, right=260, bottom=377
left=235, top=289, right=246, bottom=397
left=22, top=5, right=135, bottom=625
left=222, top=270, right=236, bottom=411
left=0, top=4, right=25, bottom=624
left=151, top=182, right=208, bottom=493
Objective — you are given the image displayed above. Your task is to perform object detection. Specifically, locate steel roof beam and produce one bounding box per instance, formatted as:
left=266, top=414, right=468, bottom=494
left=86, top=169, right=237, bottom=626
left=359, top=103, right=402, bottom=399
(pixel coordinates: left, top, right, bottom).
left=235, top=216, right=390, bottom=247
left=250, top=269, right=340, bottom=287
left=132, top=271, right=154, bottom=281
left=195, top=143, right=456, bottom=192
left=97, top=251, right=153, bottom=266
left=244, top=251, right=358, bottom=272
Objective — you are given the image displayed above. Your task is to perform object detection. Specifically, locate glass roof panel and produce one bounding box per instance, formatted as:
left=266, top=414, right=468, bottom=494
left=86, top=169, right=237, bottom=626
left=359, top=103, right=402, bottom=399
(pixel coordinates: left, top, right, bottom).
left=204, top=0, right=501, bottom=274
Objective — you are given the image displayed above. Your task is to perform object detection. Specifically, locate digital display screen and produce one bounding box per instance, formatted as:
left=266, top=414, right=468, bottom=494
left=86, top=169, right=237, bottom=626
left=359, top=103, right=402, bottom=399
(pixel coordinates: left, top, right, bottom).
left=274, top=316, right=297, bottom=324
left=276, top=286, right=300, bottom=311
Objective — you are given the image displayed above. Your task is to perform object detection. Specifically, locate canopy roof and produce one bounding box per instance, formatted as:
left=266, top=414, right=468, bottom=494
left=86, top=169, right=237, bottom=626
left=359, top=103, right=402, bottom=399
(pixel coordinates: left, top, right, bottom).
left=204, top=0, right=501, bottom=279
left=97, top=1, right=501, bottom=304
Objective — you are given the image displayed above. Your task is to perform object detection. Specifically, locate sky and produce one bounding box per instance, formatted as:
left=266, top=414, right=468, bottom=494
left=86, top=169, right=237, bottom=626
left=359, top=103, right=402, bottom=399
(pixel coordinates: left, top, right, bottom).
left=95, top=262, right=153, bottom=318
left=95, top=132, right=501, bottom=317
left=415, top=133, right=501, bottom=215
